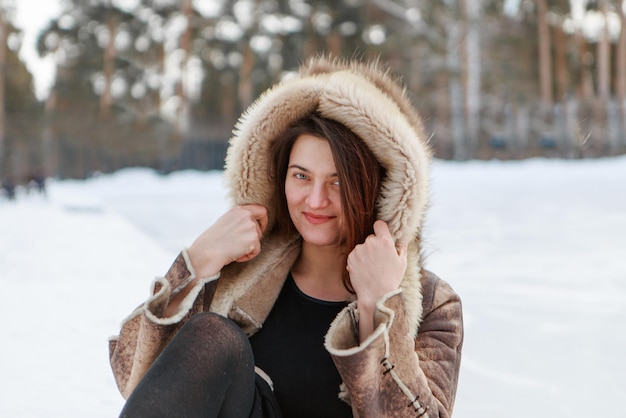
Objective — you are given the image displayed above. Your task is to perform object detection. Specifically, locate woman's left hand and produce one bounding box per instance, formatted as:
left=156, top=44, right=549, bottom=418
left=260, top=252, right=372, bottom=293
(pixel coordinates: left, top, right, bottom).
left=347, top=220, right=407, bottom=341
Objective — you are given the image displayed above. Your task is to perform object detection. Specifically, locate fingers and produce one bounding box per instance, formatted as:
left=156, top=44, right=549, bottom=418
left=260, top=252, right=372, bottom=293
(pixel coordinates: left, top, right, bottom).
left=372, top=219, right=389, bottom=237
left=235, top=241, right=261, bottom=262
left=347, top=220, right=408, bottom=304
left=232, top=205, right=267, bottom=263
left=372, top=220, right=407, bottom=257
left=242, top=204, right=268, bottom=234
left=395, top=240, right=408, bottom=257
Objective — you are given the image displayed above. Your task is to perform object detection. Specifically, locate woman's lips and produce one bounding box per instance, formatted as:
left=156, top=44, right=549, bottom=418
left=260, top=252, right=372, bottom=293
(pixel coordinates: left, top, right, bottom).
left=303, top=212, right=334, bottom=224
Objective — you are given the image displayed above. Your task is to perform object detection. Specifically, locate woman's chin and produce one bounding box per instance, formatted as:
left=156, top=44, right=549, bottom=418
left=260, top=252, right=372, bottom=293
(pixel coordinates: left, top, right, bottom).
left=300, top=232, right=342, bottom=248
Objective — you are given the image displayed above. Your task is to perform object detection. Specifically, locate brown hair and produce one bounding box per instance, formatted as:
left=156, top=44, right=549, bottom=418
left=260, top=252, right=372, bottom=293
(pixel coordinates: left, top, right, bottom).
left=269, top=114, right=385, bottom=293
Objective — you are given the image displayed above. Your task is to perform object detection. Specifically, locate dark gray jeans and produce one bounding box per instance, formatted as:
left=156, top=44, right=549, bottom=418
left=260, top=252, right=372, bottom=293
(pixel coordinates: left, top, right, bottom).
left=119, top=312, right=282, bottom=418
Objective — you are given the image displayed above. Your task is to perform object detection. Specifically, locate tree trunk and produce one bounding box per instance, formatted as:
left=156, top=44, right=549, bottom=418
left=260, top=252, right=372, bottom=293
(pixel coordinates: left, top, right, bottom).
left=238, top=41, right=255, bottom=111
left=157, top=41, right=165, bottom=113
left=553, top=25, right=570, bottom=100
left=537, top=0, right=553, bottom=106
left=444, top=0, right=466, bottom=159
left=99, top=15, right=117, bottom=120
left=176, top=0, right=193, bottom=139
left=0, top=14, right=6, bottom=172
left=42, top=90, right=58, bottom=178
left=617, top=2, right=626, bottom=102
left=596, top=0, right=611, bottom=101
left=327, top=31, right=343, bottom=57
left=576, top=31, right=594, bottom=100
left=463, top=0, right=481, bottom=157
left=616, top=0, right=626, bottom=149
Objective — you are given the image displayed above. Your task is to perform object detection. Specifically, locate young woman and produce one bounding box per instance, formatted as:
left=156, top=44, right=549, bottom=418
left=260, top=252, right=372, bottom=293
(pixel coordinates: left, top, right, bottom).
left=109, top=57, right=463, bottom=418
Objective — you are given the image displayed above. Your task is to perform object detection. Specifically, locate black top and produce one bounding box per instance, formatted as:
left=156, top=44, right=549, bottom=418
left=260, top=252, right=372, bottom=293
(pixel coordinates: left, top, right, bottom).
left=249, top=274, right=353, bottom=418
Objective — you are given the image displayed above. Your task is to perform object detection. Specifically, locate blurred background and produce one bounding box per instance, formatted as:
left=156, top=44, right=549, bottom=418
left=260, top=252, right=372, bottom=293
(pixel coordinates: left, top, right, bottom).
left=1, top=0, right=625, bottom=186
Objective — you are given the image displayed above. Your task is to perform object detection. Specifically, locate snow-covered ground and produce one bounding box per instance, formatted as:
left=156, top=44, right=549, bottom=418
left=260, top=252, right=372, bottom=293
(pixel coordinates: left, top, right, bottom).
left=1, top=157, right=625, bottom=417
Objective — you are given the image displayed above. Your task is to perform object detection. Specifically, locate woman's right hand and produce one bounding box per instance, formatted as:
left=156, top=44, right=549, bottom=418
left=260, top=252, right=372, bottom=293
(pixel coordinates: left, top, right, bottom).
left=187, top=205, right=268, bottom=278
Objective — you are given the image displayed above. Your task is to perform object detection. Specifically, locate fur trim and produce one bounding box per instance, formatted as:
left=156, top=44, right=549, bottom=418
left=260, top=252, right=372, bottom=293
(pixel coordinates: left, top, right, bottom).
left=222, top=56, right=430, bottom=336
left=255, top=366, right=275, bottom=391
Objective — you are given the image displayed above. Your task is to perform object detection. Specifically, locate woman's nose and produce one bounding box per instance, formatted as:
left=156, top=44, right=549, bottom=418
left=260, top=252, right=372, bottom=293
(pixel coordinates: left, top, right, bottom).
left=306, top=183, right=329, bottom=208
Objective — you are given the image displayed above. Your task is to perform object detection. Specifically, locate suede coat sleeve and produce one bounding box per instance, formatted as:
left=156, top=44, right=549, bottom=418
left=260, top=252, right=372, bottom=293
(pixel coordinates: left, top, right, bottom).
left=325, top=271, right=463, bottom=418
left=108, top=251, right=218, bottom=399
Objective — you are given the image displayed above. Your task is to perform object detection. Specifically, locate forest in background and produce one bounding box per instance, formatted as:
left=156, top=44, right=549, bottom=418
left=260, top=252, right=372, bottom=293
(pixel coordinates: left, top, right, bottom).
left=1, top=0, right=625, bottom=181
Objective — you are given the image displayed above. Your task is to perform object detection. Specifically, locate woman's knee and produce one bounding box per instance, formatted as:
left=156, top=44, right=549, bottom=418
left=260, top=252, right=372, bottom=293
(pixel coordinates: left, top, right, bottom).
left=184, top=312, right=236, bottom=332
left=180, top=313, right=251, bottom=357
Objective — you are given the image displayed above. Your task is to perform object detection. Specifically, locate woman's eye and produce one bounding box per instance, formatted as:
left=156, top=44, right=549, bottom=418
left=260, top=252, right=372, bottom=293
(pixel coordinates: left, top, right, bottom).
left=295, top=173, right=307, bottom=180
left=332, top=179, right=340, bottom=186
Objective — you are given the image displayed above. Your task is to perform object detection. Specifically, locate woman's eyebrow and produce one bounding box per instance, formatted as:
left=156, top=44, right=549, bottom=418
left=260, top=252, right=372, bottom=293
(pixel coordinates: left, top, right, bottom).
left=288, top=164, right=338, bottom=177
left=288, top=164, right=309, bottom=172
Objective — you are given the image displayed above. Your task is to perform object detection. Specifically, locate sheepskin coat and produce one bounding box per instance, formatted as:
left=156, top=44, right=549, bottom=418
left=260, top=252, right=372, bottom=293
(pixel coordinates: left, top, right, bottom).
left=109, top=57, right=463, bottom=417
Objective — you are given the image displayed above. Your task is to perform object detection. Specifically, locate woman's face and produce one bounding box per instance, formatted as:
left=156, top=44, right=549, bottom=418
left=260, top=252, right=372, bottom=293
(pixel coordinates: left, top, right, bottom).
left=285, top=134, right=344, bottom=247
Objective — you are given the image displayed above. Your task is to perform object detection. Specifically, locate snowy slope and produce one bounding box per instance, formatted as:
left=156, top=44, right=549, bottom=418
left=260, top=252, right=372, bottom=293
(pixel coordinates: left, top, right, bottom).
left=1, top=158, right=625, bottom=417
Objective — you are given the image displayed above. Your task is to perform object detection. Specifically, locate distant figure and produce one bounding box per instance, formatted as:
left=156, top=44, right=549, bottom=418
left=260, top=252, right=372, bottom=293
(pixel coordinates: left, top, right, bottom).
left=1, top=177, right=16, bottom=200
left=27, top=171, right=47, bottom=197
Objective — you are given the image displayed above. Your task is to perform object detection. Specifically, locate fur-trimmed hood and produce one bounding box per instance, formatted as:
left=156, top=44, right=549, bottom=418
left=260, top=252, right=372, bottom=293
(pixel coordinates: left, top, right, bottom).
left=212, top=56, right=432, bottom=337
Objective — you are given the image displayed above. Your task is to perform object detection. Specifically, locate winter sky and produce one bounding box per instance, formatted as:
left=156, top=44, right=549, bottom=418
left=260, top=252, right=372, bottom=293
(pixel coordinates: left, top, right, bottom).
left=13, top=0, right=62, bottom=99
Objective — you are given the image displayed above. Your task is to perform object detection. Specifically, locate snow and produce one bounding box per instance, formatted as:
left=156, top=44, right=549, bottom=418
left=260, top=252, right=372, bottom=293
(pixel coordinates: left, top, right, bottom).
left=1, top=157, right=625, bottom=417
